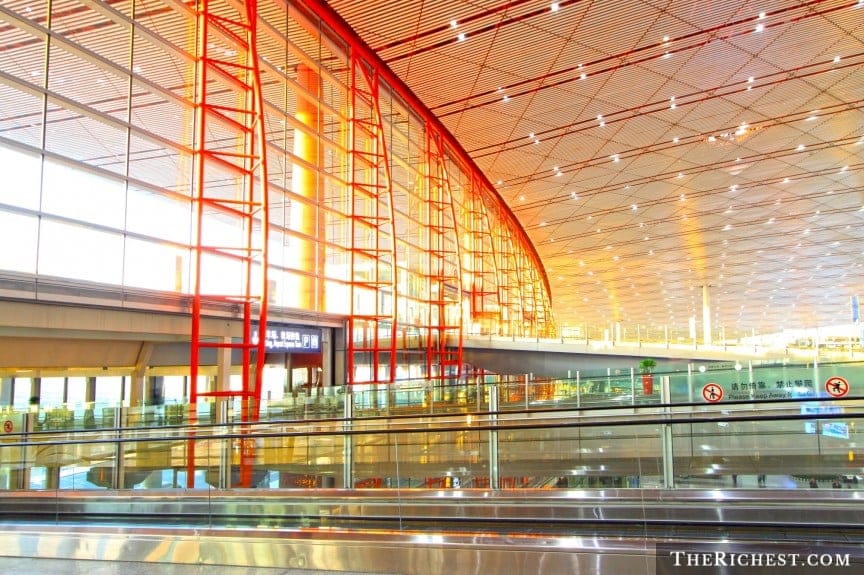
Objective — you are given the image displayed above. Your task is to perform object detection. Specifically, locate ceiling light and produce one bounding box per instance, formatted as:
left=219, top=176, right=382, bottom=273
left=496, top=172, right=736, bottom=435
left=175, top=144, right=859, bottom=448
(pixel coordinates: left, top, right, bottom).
left=673, top=137, right=679, bottom=143
left=450, top=19, right=458, bottom=28
left=754, top=23, right=764, bottom=32
left=748, top=76, right=754, bottom=83
left=663, top=35, right=670, bottom=42
left=834, top=55, right=841, bottom=63
left=551, top=2, right=560, bottom=11
left=677, top=172, right=683, bottom=178
left=797, top=144, right=805, bottom=150
left=758, top=11, right=766, bottom=19
left=611, top=154, right=620, bottom=162
left=631, top=204, right=638, bottom=210
left=502, top=95, right=509, bottom=102
left=457, top=32, right=466, bottom=41
left=580, top=72, right=587, bottom=80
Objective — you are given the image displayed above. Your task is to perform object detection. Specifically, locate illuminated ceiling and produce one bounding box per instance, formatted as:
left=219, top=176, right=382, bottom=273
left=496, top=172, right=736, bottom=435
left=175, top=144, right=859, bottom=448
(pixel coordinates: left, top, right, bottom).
left=329, top=0, right=864, bottom=338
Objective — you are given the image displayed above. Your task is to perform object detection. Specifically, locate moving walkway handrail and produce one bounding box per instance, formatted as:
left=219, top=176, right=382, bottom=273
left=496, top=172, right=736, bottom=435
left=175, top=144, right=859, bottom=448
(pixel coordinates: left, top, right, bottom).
left=2, top=394, right=861, bottom=447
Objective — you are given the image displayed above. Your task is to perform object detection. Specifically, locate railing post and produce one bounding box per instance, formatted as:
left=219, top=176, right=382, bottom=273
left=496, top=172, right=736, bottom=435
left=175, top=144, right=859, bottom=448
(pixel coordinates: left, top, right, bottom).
left=114, top=407, right=125, bottom=490
left=343, top=386, right=354, bottom=489
left=576, top=371, right=581, bottom=408
left=488, top=383, right=499, bottom=490
left=428, top=380, right=434, bottom=415
left=218, top=401, right=230, bottom=489
left=661, top=375, right=674, bottom=488
left=687, top=363, right=694, bottom=403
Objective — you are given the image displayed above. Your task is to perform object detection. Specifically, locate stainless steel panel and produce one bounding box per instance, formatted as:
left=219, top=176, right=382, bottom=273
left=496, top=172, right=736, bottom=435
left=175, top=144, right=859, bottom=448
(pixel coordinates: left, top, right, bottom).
left=0, top=524, right=656, bottom=575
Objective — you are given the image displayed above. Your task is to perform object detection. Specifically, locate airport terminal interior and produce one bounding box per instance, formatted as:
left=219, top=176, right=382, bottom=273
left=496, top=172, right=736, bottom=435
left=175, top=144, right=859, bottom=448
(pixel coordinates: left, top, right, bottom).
left=0, top=0, right=862, bottom=573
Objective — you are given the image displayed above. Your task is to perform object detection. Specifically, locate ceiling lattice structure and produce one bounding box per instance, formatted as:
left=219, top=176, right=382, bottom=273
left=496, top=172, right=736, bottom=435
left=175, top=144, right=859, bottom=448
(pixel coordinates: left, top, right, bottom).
left=329, top=0, right=864, bottom=338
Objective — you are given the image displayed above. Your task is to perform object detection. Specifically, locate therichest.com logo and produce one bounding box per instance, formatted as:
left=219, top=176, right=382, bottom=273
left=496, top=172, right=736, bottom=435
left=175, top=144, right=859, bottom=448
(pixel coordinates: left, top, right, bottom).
left=656, top=542, right=859, bottom=574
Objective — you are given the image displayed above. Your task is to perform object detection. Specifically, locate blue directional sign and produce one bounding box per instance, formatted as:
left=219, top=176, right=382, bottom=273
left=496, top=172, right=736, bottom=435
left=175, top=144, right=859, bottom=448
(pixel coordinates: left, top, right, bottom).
left=252, top=323, right=322, bottom=352
left=822, top=421, right=849, bottom=440
left=801, top=404, right=843, bottom=416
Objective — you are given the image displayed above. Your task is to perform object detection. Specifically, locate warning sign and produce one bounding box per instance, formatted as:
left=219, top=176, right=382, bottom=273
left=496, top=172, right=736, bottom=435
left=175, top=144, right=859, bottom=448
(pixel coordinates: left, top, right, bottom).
left=2, top=420, right=13, bottom=433
left=702, top=383, right=723, bottom=403
left=825, top=376, right=849, bottom=398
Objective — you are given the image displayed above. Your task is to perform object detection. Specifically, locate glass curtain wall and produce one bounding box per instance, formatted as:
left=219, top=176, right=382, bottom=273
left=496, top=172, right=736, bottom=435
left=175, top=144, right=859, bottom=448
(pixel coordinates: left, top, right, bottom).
left=0, top=0, right=554, bottom=384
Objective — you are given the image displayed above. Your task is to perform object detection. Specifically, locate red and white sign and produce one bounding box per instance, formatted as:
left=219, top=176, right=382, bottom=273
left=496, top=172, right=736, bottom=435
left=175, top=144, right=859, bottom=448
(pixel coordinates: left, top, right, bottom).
left=702, top=383, right=723, bottom=403
left=2, top=420, right=13, bottom=433
left=825, top=376, right=849, bottom=398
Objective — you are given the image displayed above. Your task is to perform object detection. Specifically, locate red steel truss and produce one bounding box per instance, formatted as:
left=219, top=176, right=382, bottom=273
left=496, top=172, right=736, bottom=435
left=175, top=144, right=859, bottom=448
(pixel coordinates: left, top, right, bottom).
left=347, top=55, right=398, bottom=384
left=425, top=130, right=463, bottom=380
left=466, top=177, right=502, bottom=335
left=189, top=0, right=269, bottom=486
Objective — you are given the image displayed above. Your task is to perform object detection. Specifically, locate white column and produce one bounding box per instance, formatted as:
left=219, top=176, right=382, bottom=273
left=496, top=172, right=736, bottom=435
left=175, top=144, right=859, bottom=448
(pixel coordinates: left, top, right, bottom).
left=702, top=285, right=712, bottom=346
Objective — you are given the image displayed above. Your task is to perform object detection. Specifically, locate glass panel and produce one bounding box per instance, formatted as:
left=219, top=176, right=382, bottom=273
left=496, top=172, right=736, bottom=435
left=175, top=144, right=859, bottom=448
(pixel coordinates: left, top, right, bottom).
left=42, top=159, right=126, bottom=227
left=123, top=237, right=187, bottom=292
left=38, top=219, right=124, bottom=284
left=0, top=210, right=38, bottom=273
left=0, top=144, right=41, bottom=210
left=126, top=186, right=191, bottom=244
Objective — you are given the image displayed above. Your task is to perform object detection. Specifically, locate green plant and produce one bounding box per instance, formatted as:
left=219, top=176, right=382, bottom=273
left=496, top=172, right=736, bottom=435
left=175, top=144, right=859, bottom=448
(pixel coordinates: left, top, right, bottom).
left=639, top=358, right=657, bottom=374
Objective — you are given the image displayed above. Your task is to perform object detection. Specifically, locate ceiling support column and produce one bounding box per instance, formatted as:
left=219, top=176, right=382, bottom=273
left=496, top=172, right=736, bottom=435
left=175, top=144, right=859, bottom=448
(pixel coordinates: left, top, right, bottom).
left=702, top=285, right=712, bottom=347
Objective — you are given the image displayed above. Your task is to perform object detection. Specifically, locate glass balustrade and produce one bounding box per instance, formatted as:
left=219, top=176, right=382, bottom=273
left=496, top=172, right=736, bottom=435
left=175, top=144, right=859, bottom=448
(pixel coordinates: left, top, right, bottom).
left=1, top=360, right=861, bottom=490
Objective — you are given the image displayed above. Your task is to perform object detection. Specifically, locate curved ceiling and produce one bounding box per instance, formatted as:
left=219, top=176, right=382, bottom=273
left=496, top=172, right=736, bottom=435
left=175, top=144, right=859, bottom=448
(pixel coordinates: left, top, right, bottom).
left=329, top=0, right=864, bottom=339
